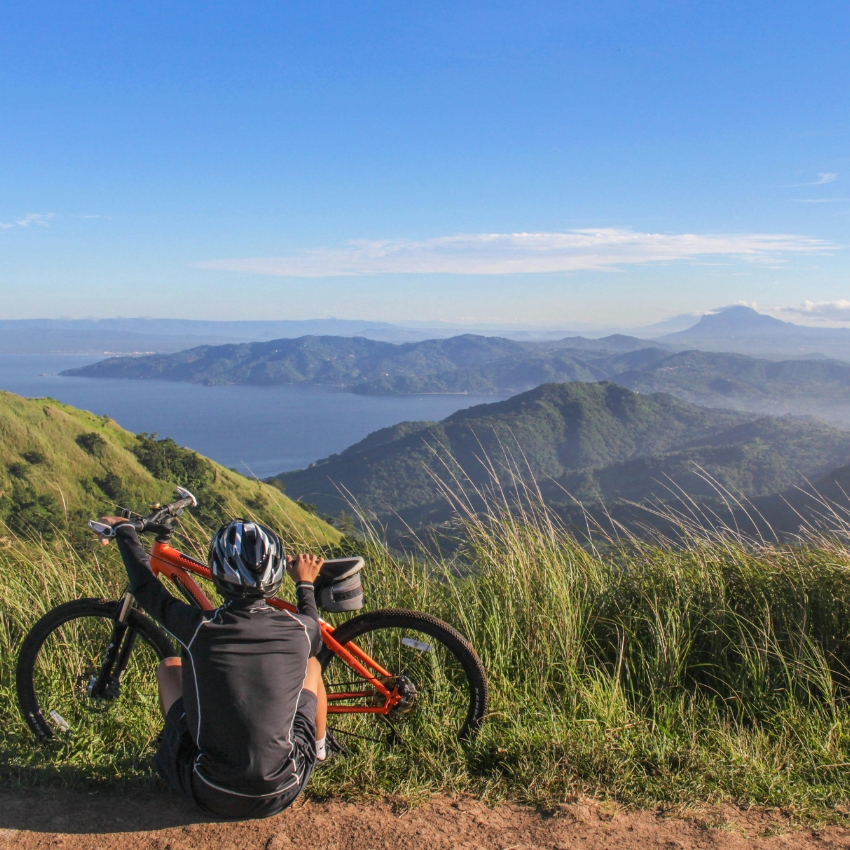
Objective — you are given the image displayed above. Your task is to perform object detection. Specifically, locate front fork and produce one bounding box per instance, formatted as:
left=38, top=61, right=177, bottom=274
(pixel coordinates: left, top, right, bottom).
left=87, top=591, right=137, bottom=702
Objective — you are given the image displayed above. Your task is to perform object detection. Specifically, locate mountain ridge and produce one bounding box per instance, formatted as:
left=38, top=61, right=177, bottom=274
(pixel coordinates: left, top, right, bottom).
left=60, top=333, right=657, bottom=388
left=271, top=382, right=850, bottom=538
left=62, top=331, right=850, bottom=423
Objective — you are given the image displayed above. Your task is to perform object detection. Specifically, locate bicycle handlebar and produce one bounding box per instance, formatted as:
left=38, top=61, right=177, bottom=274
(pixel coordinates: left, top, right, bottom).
left=87, top=486, right=198, bottom=539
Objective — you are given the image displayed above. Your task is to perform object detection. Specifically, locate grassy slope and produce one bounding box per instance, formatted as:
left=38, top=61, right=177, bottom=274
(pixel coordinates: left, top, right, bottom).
left=5, top=488, right=850, bottom=818
left=0, top=391, right=339, bottom=547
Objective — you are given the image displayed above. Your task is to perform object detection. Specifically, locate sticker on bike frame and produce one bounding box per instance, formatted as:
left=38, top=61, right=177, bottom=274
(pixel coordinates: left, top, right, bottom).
left=401, top=637, right=432, bottom=653
left=49, top=711, right=70, bottom=732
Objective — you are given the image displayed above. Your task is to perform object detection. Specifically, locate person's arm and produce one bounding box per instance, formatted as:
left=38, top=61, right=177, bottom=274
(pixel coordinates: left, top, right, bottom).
left=102, top=518, right=205, bottom=645
left=295, top=581, right=319, bottom=624
left=289, top=553, right=324, bottom=655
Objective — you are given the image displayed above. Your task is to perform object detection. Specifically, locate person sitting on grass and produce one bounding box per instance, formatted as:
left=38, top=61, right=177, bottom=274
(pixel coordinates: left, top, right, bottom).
left=98, top=515, right=332, bottom=819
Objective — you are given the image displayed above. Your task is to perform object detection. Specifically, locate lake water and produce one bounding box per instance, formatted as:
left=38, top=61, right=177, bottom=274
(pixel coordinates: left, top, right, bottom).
left=0, top=355, right=503, bottom=478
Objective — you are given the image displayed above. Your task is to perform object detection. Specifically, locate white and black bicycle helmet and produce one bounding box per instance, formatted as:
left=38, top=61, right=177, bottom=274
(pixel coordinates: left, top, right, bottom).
left=209, top=519, right=285, bottom=599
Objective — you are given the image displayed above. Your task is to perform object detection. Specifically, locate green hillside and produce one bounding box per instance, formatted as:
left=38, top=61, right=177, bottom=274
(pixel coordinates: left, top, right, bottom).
left=0, top=391, right=340, bottom=546
left=62, top=334, right=531, bottom=387
left=613, top=350, right=850, bottom=416
left=62, top=332, right=850, bottom=424
left=272, top=382, right=850, bottom=535
left=273, top=383, right=751, bottom=527
left=550, top=416, right=850, bottom=504
left=61, top=332, right=669, bottom=392
left=734, top=462, right=850, bottom=538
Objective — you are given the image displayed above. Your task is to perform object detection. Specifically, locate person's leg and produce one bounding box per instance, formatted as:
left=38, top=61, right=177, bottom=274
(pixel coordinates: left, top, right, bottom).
left=156, top=657, right=183, bottom=718
left=302, top=656, right=327, bottom=740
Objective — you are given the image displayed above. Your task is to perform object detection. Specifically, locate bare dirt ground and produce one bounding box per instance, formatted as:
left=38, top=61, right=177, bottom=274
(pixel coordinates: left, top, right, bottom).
left=0, top=787, right=849, bottom=849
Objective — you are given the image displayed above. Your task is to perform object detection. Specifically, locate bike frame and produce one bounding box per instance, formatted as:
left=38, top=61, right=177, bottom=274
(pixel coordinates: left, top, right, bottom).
left=146, top=541, right=402, bottom=716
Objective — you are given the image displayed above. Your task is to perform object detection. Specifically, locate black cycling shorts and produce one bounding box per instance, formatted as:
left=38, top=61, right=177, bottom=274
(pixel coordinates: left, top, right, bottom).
left=154, top=691, right=318, bottom=820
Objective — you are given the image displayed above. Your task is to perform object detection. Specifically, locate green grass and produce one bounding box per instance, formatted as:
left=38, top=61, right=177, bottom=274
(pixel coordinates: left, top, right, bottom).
left=0, top=390, right=341, bottom=546
left=3, top=486, right=850, bottom=820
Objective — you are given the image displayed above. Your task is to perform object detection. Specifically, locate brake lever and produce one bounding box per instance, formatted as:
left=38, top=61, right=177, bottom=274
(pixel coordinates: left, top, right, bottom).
left=88, top=520, right=117, bottom=539
left=175, top=486, right=198, bottom=507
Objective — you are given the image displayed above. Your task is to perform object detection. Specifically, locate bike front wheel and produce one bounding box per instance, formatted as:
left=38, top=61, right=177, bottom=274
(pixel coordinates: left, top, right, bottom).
left=318, top=608, right=488, bottom=748
left=16, top=598, right=176, bottom=743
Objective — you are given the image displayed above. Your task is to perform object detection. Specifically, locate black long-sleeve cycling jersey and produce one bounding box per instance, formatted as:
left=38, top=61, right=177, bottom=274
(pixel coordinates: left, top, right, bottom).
left=114, top=524, right=322, bottom=799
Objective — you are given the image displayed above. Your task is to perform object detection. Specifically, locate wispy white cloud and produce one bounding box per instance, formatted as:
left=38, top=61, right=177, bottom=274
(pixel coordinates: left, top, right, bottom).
left=16, top=213, right=54, bottom=227
left=777, top=300, right=850, bottom=322
left=794, top=197, right=849, bottom=204
left=715, top=300, right=759, bottom=311
left=787, top=172, right=839, bottom=187
left=0, top=212, right=55, bottom=230
left=195, top=228, right=837, bottom=278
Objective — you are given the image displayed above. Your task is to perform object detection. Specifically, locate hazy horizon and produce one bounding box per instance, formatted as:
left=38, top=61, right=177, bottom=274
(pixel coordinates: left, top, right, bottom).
left=0, top=305, right=846, bottom=334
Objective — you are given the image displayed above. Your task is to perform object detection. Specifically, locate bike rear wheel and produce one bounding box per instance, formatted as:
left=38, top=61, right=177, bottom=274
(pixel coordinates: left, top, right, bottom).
left=318, top=608, right=488, bottom=747
left=16, top=598, right=176, bottom=743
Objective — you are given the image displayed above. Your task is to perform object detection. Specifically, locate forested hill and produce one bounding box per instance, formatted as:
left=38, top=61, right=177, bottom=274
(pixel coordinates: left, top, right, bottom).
left=271, top=382, right=850, bottom=535
left=0, top=391, right=340, bottom=546
left=63, top=333, right=850, bottom=423
left=60, top=333, right=657, bottom=389
left=62, top=335, right=529, bottom=385
left=613, top=350, right=850, bottom=419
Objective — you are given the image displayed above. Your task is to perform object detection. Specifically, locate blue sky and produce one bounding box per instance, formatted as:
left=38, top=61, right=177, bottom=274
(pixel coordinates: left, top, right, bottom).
left=1, top=1, right=848, bottom=327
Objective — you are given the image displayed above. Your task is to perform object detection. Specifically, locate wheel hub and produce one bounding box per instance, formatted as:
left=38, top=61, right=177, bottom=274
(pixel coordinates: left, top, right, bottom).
left=388, top=674, right=417, bottom=717
left=82, top=670, right=120, bottom=706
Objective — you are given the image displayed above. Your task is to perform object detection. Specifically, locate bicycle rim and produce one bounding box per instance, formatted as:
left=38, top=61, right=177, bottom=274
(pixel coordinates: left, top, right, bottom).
left=18, top=601, right=171, bottom=746
left=321, top=609, right=487, bottom=748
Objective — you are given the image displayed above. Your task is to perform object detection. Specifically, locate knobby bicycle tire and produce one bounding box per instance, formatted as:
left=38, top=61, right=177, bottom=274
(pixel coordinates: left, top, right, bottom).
left=16, top=598, right=177, bottom=742
left=318, top=608, right=488, bottom=741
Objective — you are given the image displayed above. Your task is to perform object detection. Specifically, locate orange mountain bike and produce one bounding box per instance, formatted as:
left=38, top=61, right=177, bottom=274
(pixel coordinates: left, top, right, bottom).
left=16, top=488, right=488, bottom=749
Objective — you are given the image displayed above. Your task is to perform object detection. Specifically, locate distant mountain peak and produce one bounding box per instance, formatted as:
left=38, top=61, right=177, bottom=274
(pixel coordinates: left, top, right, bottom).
left=664, top=306, right=790, bottom=339
left=711, top=305, right=784, bottom=322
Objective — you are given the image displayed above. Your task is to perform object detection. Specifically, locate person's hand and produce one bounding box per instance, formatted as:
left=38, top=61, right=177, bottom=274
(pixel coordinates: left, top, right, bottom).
left=95, top=516, right=130, bottom=546
left=287, top=553, right=324, bottom=584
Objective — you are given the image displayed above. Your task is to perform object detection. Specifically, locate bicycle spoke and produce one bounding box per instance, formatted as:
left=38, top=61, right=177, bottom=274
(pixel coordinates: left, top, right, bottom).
left=379, top=715, right=404, bottom=745
left=323, top=620, right=475, bottom=748
left=30, top=615, right=161, bottom=740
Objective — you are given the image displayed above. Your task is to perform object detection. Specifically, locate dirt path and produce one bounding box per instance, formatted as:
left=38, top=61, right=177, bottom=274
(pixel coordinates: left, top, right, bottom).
left=0, top=788, right=849, bottom=849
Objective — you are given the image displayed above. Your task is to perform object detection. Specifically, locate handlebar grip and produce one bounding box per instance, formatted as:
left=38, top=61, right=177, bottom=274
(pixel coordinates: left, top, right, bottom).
left=87, top=519, right=143, bottom=538
left=155, top=488, right=197, bottom=519
left=174, top=486, right=198, bottom=508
